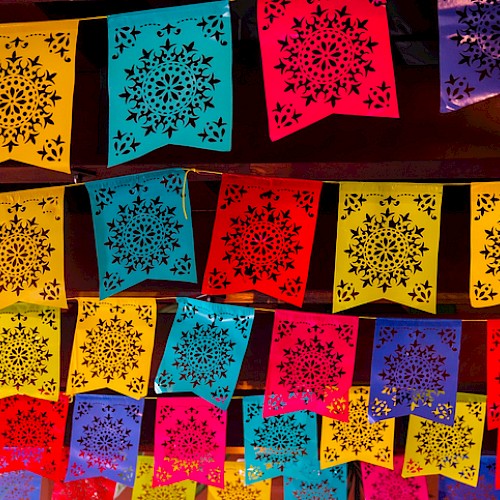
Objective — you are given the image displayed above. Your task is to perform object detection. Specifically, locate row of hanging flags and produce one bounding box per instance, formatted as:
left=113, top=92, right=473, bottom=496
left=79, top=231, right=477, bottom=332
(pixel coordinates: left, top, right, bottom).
left=4, top=169, right=500, bottom=313
left=0, top=0, right=497, bottom=172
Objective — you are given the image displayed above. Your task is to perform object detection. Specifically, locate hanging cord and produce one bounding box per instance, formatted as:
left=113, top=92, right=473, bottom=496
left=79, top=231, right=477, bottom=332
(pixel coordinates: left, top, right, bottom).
left=181, top=168, right=194, bottom=220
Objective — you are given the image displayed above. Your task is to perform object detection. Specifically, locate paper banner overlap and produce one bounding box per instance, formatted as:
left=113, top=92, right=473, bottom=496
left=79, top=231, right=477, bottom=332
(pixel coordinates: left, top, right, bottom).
left=0, top=470, right=42, bottom=500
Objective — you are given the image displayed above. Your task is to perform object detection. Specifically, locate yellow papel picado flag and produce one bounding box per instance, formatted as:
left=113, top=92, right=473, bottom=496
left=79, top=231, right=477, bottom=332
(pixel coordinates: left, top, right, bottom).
left=0, top=20, right=78, bottom=171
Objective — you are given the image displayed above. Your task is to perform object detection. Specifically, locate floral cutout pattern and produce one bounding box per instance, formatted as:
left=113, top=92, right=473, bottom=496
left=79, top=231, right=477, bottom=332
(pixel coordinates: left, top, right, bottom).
left=488, top=320, right=500, bottom=429
left=243, top=395, right=319, bottom=484
left=202, top=174, right=322, bottom=306
left=284, top=463, right=347, bottom=500
left=66, top=394, right=144, bottom=486
left=0, top=20, right=78, bottom=171
left=0, top=186, right=66, bottom=309
left=108, top=0, right=231, bottom=166
left=403, top=393, right=486, bottom=487
left=132, top=455, right=197, bottom=500
left=320, top=386, right=395, bottom=469
left=264, top=309, right=358, bottom=419
left=207, top=461, right=272, bottom=500
left=86, top=169, right=197, bottom=298
left=369, top=318, right=462, bottom=424
left=0, top=394, right=69, bottom=480
left=439, top=455, right=498, bottom=499
left=154, top=397, right=227, bottom=487
left=0, top=470, right=42, bottom=500
left=471, top=183, right=500, bottom=307
left=52, top=477, right=116, bottom=500
left=334, top=183, right=443, bottom=314
left=67, top=298, right=156, bottom=399
left=362, top=456, right=428, bottom=500
left=0, top=302, right=60, bottom=400
left=439, top=0, right=500, bottom=112
left=258, top=0, right=398, bottom=141
left=154, top=297, right=254, bottom=410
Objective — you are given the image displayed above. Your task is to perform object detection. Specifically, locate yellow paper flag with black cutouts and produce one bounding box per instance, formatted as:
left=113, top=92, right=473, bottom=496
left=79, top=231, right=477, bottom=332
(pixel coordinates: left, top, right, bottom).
left=0, top=20, right=78, bottom=171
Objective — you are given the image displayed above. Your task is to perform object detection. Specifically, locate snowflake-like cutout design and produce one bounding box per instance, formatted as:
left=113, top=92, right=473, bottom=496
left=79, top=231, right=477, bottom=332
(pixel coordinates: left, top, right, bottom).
left=379, top=339, right=450, bottom=409
left=80, top=315, right=144, bottom=383
left=291, top=480, right=338, bottom=500
left=221, top=203, right=302, bottom=284
left=161, top=409, right=220, bottom=475
left=364, top=467, right=422, bottom=500
left=173, top=322, right=235, bottom=388
left=137, top=481, right=188, bottom=500
left=0, top=322, right=52, bottom=390
left=345, top=208, right=428, bottom=292
left=277, top=335, right=345, bottom=400
left=77, top=412, right=133, bottom=472
left=0, top=52, right=60, bottom=152
left=3, top=408, right=56, bottom=448
left=104, top=195, right=183, bottom=275
left=412, top=415, right=474, bottom=470
left=215, top=478, right=261, bottom=500
left=444, top=476, right=497, bottom=499
left=275, top=4, right=378, bottom=106
left=480, top=222, right=500, bottom=277
left=0, top=214, right=55, bottom=295
left=0, top=471, right=39, bottom=500
left=328, top=391, right=389, bottom=455
left=251, top=413, right=311, bottom=471
left=451, top=1, right=500, bottom=81
left=119, top=39, right=219, bottom=137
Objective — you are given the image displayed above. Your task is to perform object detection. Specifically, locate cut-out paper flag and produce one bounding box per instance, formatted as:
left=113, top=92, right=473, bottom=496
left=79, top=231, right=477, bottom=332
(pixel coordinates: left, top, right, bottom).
left=0, top=186, right=66, bottom=309
left=0, top=303, right=60, bottom=400
left=361, top=456, right=428, bottom=500
left=66, top=394, right=144, bottom=486
left=133, top=455, right=196, bottom=500
left=487, top=319, right=500, bottom=429
left=321, top=386, right=395, bottom=469
left=0, top=20, right=78, bottom=171
left=258, top=0, right=398, bottom=141
left=333, top=182, right=443, bottom=314
left=470, top=182, right=500, bottom=308
left=0, top=394, right=68, bottom=480
left=0, top=470, right=42, bottom=500
left=154, top=397, right=226, bottom=487
left=403, top=392, right=486, bottom=487
left=264, top=309, right=358, bottom=419
left=369, top=318, right=462, bottom=424
left=202, top=174, right=322, bottom=306
left=154, top=297, right=254, bottom=410
left=53, top=477, right=116, bottom=500
left=208, top=461, right=272, bottom=500
left=284, top=463, right=347, bottom=500
left=439, top=0, right=500, bottom=112
left=243, top=395, right=319, bottom=484
left=86, top=169, right=197, bottom=298
left=66, top=298, right=156, bottom=399
left=439, top=455, right=498, bottom=499
left=108, top=0, right=232, bottom=166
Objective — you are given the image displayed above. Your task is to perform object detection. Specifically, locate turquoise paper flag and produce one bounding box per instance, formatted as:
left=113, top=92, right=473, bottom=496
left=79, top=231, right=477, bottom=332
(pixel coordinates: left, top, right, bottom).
left=86, top=169, right=196, bottom=298
left=155, top=297, right=254, bottom=410
left=108, top=0, right=232, bottom=166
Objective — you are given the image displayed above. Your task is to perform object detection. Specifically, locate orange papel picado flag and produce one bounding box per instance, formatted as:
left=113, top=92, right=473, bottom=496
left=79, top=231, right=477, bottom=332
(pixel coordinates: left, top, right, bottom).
left=0, top=20, right=78, bottom=171
left=333, top=182, right=443, bottom=314
left=470, top=182, right=500, bottom=307
left=0, top=186, right=66, bottom=309
left=66, top=298, right=157, bottom=399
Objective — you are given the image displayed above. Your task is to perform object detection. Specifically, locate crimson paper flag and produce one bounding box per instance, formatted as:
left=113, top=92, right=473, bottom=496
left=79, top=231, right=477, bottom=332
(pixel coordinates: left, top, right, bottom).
left=361, top=456, right=428, bottom=500
left=66, top=394, right=144, bottom=486
left=258, top=0, right=398, bottom=141
left=0, top=394, right=68, bottom=481
left=264, top=309, right=358, bottom=419
left=369, top=318, right=462, bottom=424
left=154, top=397, right=227, bottom=487
left=487, top=320, right=500, bottom=429
left=202, top=174, right=322, bottom=306
left=439, top=0, right=500, bottom=112
left=52, top=477, right=116, bottom=500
